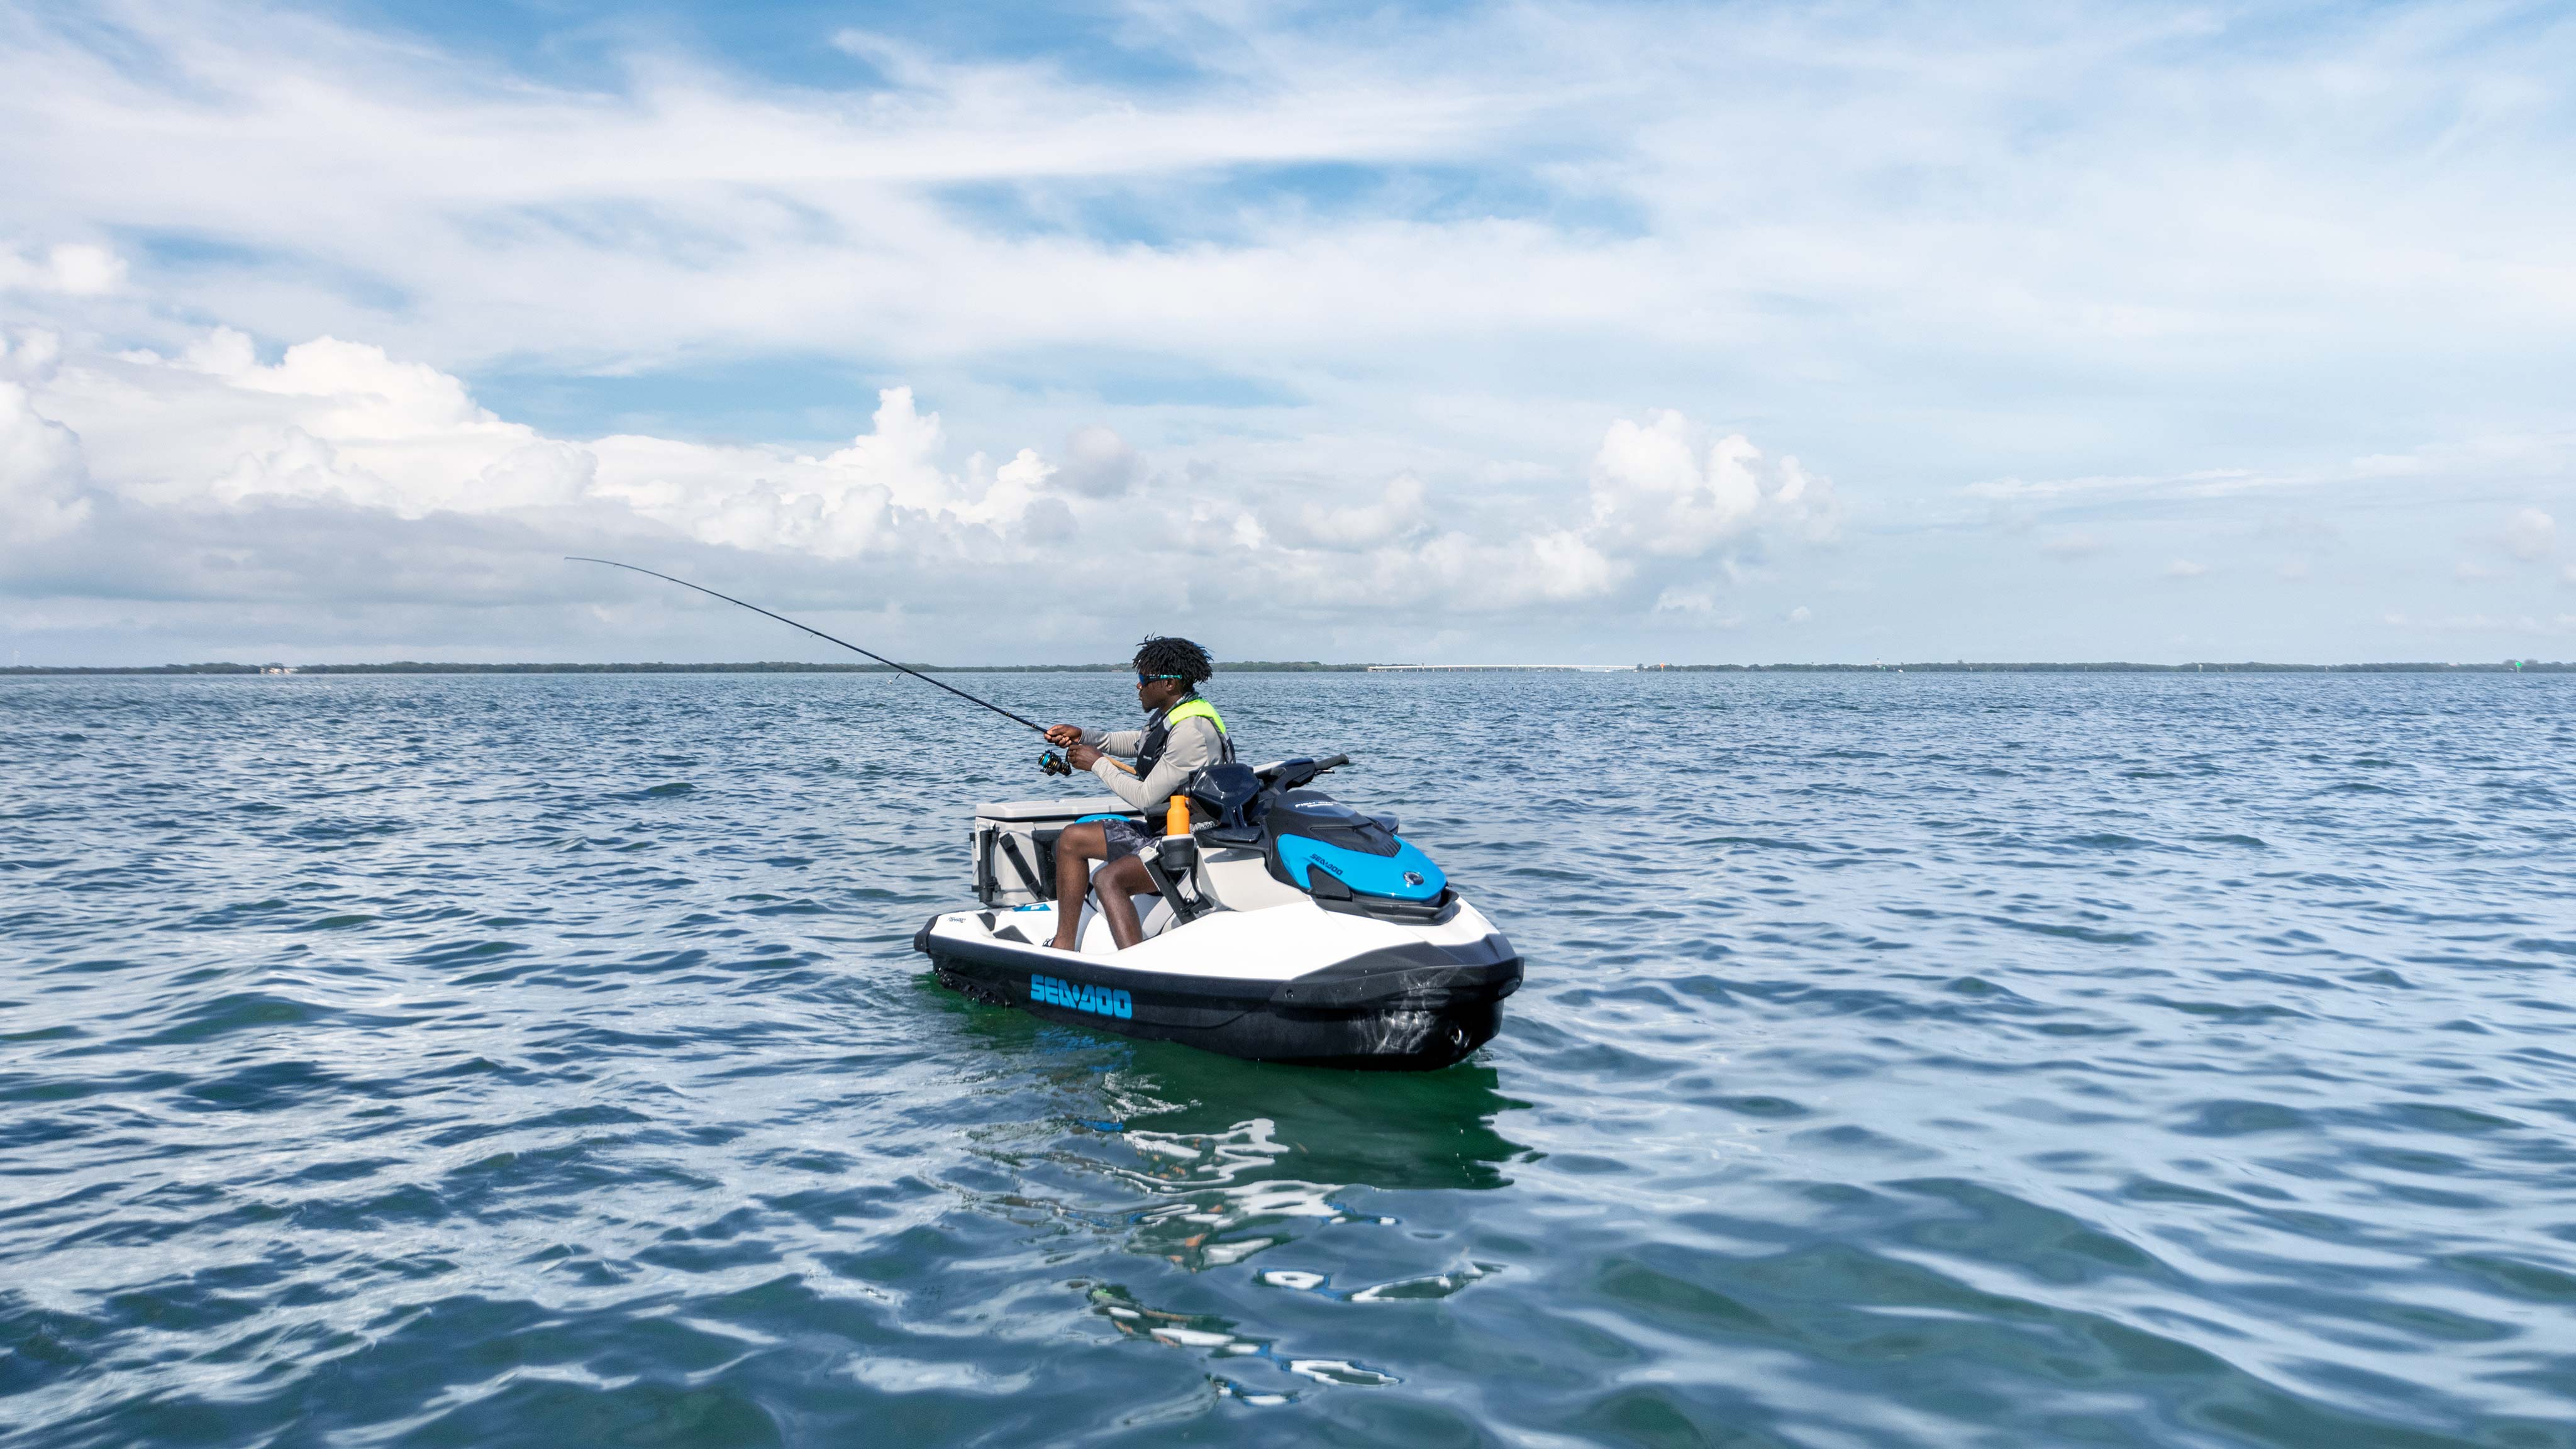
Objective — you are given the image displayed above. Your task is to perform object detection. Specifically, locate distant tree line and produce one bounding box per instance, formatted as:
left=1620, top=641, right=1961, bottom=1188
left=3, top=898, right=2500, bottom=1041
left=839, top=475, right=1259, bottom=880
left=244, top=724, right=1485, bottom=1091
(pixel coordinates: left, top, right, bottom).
left=0, top=660, right=1376, bottom=675
left=1638, top=661, right=2569, bottom=673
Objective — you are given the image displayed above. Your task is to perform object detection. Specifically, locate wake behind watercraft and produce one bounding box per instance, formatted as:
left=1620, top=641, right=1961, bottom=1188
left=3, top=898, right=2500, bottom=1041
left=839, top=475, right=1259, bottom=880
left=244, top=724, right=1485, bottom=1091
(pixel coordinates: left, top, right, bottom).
left=915, top=753, right=1520, bottom=1069
left=565, top=557, right=1519, bottom=1069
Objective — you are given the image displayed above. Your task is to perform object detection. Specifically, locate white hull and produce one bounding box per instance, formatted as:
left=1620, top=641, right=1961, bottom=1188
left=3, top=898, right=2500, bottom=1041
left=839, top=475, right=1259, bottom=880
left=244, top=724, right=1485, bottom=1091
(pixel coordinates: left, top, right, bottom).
left=914, top=894, right=1520, bottom=1069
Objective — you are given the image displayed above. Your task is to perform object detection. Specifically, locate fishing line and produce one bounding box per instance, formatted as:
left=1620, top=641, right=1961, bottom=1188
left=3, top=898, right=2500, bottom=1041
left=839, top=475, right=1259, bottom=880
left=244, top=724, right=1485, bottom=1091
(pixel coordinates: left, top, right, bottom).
left=566, top=556, right=1057, bottom=739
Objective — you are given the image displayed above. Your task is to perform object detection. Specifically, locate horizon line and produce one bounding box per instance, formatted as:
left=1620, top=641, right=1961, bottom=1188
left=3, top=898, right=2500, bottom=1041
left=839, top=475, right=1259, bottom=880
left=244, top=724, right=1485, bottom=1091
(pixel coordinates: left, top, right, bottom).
left=3, top=660, right=2567, bottom=677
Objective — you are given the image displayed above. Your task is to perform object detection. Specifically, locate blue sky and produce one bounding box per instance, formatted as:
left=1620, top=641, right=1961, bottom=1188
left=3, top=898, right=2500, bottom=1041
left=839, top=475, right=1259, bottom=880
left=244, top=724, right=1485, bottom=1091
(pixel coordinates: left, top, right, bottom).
left=2, top=0, right=2572, bottom=665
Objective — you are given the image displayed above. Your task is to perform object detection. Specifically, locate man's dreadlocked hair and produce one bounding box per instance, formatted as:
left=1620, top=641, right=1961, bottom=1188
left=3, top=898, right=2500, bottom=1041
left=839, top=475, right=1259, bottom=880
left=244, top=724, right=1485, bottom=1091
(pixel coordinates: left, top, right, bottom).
left=1133, top=635, right=1214, bottom=687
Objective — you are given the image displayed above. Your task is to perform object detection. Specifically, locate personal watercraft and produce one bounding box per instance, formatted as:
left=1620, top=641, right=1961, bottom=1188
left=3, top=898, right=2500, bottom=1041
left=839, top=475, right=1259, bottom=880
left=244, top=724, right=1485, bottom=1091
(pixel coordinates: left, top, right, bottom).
left=558, top=562, right=1518, bottom=1067
left=913, top=755, right=1520, bottom=1069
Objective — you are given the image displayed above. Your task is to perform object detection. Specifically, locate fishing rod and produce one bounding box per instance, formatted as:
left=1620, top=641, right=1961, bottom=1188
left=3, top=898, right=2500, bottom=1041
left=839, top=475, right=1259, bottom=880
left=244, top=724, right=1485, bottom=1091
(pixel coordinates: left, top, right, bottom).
left=567, top=556, right=1082, bottom=775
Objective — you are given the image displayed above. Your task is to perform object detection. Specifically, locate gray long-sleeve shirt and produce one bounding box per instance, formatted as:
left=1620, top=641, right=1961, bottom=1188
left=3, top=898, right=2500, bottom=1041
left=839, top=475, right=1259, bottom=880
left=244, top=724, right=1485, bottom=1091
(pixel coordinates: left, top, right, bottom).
left=1080, top=709, right=1227, bottom=813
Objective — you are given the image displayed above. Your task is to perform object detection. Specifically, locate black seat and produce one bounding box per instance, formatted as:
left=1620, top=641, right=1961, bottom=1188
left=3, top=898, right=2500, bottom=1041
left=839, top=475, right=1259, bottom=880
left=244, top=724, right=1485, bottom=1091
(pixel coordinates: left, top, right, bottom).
left=1185, top=762, right=1266, bottom=835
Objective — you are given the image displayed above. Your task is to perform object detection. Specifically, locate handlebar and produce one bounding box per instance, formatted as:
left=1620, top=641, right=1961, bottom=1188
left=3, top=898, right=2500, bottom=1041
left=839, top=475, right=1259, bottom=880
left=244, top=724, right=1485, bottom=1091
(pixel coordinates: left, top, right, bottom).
left=1251, top=753, right=1353, bottom=790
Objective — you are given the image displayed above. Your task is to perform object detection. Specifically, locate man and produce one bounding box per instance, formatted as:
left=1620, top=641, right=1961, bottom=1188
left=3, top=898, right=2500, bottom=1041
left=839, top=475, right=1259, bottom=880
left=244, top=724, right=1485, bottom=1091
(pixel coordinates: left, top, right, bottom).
left=1041, top=636, right=1231, bottom=952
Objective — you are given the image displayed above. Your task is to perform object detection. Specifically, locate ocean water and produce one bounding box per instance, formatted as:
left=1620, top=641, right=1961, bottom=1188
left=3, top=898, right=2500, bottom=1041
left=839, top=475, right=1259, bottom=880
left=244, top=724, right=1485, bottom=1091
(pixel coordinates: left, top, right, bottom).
left=3, top=670, right=2573, bottom=1448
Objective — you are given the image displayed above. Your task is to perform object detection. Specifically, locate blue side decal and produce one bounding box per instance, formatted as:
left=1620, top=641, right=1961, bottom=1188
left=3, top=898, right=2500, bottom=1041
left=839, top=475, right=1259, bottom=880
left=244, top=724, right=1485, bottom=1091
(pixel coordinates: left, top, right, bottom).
left=1030, top=973, right=1135, bottom=1019
left=1277, top=835, right=1447, bottom=900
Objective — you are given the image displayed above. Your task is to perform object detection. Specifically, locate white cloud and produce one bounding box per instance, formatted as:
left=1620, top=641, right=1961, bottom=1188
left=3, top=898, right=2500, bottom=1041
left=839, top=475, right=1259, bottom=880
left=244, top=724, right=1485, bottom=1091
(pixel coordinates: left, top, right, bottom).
left=193, top=331, right=584, bottom=516
left=2165, top=558, right=2210, bottom=578
left=4, top=1, right=2575, bottom=663
left=3, top=329, right=1835, bottom=640
left=33, top=336, right=1079, bottom=564
left=1652, top=588, right=1741, bottom=626
left=8, top=0, right=2564, bottom=452
left=2505, top=507, right=2557, bottom=562
left=0, top=243, right=125, bottom=297
left=1411, top=528, right=1621, bottom=608
left=0, top=328, right=62, bottom=380
left=1589, top=414, right=1758, bottom=553
left=1057, top=426, right=1140, bottom=499
left=0, top=378, right=93, bottom=543
left=1280, top=474, right=1430, bottom=550
left=1587, top=412, right=1837, bottom=555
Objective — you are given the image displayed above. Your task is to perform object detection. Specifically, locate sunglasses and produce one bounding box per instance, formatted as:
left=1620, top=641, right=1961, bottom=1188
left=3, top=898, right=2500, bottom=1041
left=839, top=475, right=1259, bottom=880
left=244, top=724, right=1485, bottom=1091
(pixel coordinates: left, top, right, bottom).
left=1136, top=673, right=1189, bottom=686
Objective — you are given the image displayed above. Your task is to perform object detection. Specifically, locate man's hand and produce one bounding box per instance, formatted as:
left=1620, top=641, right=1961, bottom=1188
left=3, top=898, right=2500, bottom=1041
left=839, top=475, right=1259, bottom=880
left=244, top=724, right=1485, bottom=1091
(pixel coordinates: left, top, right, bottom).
left=1065, top=742, right=1102, bottom=770
left=1046, top=724, right=1082, bottom=747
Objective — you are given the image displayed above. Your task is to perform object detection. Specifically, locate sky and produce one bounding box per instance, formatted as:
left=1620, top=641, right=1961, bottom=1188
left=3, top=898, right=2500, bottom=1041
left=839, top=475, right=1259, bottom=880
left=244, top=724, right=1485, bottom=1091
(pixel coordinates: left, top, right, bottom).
left=1, top=0, right=2571, bottom=666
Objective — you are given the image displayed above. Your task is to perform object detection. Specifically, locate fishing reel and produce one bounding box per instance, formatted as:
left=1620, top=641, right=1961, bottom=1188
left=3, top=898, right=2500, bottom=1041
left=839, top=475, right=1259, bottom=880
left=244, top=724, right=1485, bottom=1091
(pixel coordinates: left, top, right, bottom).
left=1040, top=749, right=1073, bottom=777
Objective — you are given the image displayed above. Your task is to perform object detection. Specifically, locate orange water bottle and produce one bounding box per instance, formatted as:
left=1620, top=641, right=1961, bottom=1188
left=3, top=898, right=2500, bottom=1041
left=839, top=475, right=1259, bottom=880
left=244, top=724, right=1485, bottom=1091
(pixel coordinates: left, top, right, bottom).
left=1165, top=795, right=1191, bottom=838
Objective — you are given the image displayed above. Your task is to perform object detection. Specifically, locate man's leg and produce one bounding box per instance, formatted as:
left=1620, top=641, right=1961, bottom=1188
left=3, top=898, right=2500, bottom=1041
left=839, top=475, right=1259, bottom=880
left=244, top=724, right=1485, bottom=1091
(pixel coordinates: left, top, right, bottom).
left=1047, top=823, right=1106, bottom=950
left=1092, top=855, right=1160, bottom=950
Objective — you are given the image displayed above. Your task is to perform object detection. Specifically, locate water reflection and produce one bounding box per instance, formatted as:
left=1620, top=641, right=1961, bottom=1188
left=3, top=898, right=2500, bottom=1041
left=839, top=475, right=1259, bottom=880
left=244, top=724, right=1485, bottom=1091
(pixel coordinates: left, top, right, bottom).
left=950, top=1019, right=1526, bottom=1233
left=1080, top=1284, right=1402, bottom=1406
left=947, top=1001, right=1527, bottom=1398
left=1110, top=1044, right=1528, bottom=1194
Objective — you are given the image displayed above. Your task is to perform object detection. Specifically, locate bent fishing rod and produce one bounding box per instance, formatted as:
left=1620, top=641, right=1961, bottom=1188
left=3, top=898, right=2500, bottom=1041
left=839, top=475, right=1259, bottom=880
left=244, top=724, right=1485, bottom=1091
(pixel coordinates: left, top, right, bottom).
left=567, top=557, right=1087, bottom=775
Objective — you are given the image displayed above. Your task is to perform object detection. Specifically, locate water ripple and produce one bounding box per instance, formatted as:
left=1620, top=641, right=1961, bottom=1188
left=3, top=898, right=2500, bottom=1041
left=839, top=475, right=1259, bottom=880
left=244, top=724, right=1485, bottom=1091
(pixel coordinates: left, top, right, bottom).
left=4, top=671, right=2574, bottom=1445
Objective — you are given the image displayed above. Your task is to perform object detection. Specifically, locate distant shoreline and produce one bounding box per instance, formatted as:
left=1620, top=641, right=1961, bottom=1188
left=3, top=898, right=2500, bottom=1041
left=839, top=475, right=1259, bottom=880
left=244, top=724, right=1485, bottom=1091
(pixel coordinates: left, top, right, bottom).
left=4, top=660, right=2566, bottom=676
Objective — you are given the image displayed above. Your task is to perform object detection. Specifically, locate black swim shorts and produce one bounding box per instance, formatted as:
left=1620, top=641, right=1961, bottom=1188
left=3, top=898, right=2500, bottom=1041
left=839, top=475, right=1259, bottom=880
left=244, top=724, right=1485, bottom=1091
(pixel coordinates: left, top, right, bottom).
left=1096, top=816, right=1153, bottom=863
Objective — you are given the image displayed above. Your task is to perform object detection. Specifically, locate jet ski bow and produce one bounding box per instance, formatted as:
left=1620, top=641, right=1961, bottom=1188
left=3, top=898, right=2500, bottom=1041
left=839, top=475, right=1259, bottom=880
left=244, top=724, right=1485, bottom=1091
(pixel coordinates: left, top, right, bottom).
left=913, top=755, right=1520, bottom=1069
